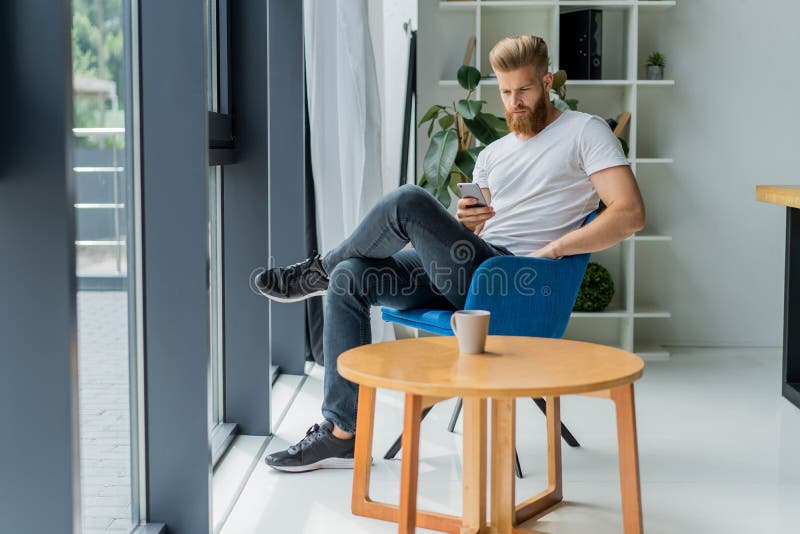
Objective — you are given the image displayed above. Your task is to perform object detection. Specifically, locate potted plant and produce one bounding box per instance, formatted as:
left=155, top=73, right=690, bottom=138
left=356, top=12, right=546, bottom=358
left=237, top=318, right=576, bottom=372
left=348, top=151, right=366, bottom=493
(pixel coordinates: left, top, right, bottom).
left=418, top=65, right=573, bottom=207
left=646, top=51, right=666, bottom=80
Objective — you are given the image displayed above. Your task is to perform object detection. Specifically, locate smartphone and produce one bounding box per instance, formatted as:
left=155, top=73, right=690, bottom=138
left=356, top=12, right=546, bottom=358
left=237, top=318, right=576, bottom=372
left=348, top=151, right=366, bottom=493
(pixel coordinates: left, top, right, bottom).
left=456, top=182, right=489, bottom=207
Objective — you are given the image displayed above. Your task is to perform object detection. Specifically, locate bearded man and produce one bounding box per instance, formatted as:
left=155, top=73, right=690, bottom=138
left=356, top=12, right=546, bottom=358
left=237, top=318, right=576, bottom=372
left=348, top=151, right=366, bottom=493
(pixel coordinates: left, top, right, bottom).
left=253, top=35, right=645, bottom=472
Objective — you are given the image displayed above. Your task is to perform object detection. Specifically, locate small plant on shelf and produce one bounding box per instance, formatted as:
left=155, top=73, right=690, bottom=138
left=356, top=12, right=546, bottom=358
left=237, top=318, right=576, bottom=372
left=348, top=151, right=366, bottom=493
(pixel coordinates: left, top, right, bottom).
left=646, top=51, right=666, bottom=80
left=573, top=262, right=615, bottom=312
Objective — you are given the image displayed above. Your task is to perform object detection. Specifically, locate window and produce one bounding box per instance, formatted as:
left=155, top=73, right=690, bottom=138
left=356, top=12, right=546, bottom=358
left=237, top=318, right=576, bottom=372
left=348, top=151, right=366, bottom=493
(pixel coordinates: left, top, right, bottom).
left=72, top=0, right=138, bottom=530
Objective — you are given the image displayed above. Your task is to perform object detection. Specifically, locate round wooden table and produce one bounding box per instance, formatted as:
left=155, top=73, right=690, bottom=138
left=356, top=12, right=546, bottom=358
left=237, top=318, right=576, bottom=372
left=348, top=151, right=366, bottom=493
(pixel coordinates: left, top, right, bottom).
left=338, top=335, right=645, bottom=534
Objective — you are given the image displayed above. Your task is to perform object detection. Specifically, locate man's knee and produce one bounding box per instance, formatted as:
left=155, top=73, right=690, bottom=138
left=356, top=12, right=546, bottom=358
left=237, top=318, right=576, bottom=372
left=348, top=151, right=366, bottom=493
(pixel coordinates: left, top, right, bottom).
left=392, top=183, right=436, bottom=213
left=328, top=258, right=400, bottom=301
left=327, top=258, right=370, bottom=297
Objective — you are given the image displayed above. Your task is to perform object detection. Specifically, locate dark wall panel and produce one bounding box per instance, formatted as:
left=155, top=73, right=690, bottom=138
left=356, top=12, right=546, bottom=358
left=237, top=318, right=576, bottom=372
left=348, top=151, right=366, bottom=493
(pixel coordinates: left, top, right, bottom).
left=138, top=0, right=211, bottom=532
left=0, top=0, right=80, bottom=532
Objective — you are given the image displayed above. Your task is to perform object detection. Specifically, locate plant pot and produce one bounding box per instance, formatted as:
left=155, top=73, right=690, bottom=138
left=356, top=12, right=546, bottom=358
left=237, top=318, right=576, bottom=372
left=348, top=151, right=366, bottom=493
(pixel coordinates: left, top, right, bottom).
left=646, top=65, right=664, bottom=80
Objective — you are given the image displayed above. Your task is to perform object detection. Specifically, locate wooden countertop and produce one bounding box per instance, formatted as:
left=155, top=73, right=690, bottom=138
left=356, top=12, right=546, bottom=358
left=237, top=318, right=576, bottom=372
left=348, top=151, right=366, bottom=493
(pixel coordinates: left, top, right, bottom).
left=756, top=185, right=800, bottom=209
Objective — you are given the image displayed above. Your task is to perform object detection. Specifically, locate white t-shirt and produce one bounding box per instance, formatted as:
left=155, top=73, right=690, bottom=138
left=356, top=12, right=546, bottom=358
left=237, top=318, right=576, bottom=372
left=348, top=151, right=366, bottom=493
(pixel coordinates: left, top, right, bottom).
left=472, top=110, right=630, bottom=255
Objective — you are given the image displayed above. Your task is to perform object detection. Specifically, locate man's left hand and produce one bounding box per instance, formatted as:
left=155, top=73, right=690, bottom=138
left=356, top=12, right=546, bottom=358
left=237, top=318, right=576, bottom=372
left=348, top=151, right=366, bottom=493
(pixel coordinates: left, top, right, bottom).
left=528, top=242, right=559, bottom=259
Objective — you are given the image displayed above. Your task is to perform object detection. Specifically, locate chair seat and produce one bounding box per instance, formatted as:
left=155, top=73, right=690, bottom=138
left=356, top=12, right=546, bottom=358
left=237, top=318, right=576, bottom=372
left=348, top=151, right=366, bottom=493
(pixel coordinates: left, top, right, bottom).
left=381, top=307, right=455, bottom=337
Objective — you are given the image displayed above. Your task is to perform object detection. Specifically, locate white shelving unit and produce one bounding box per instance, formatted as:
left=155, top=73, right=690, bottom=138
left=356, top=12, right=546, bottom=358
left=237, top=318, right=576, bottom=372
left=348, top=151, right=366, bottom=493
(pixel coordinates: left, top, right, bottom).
left=418, top=0, right=676, bottom=359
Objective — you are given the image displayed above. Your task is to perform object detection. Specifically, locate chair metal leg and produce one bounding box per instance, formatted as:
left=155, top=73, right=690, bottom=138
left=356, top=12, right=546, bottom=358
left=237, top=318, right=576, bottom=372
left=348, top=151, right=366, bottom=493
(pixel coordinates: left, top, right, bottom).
left=383, top=406, right=433, bottom=460
left=514, top=448, right=523, bottom=479
left=532, top=397, right=580, bottom=448
left=447, top=398, right=462, bottom=433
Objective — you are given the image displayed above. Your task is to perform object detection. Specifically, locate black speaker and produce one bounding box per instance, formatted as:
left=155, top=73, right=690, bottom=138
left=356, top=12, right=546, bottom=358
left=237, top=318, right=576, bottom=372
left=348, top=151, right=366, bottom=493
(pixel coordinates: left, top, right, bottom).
left=559, top=9, right=602, bottom=80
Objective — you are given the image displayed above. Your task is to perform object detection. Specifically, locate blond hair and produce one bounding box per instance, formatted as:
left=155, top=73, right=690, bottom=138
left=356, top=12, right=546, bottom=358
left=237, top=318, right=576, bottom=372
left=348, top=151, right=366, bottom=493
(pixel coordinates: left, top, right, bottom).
left=489, top=35, right=549, bottom=76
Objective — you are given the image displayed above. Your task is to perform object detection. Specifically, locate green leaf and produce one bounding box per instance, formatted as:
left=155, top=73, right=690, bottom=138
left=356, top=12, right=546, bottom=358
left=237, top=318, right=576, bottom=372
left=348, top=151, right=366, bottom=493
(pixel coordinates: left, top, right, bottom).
left=552, top=70, right=567, bottom=91
left=418, top=105, right=444, bottom=127
left=646, top=52, right=665, bottom=67
left=436, top=185, right=452, bottom=208
left=565, top=98, right=579, bottom=111
left=552, top=96, right=570, bottom=111
left=454, top=150, right=476, bottom=180
left=456, top=99, right=483, bottom=120
left=457, top=65, right=481, bottom=91
left=423, top=129, right=459, bottom=188
left=427, top=118, right=436, bottom=138
left=448, top=178, right=461, bottom=196
left=468, top=146, right=484, bottom=161
left=463, top=112, right=501, bottom=145
left=617, top=136, right=630, bottom=157
left=438, top=114, right=454, bottom=130
left=481, top=113, right=509, bottom=137
left=420, top=176, right=437, bottom=195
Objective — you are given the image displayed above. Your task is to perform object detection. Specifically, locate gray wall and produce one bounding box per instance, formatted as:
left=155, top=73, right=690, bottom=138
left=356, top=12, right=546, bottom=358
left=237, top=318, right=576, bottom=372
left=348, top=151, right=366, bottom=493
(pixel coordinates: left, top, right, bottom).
left=634, top=0, right=794, bottom=347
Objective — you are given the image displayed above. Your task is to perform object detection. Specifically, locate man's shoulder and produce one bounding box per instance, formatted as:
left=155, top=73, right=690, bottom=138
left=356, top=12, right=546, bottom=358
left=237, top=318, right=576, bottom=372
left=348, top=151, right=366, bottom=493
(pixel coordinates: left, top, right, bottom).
left=561, top=109, right=598, bottom=129
left=482, top=132, right=517, bottom=156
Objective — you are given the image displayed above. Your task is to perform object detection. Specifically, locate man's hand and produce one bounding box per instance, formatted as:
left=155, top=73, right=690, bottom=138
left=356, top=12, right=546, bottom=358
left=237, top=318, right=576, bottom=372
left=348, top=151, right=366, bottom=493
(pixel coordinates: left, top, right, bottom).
left=456, top=197, right=495, bottom=233
left=527, top=241, right=559, bottom=259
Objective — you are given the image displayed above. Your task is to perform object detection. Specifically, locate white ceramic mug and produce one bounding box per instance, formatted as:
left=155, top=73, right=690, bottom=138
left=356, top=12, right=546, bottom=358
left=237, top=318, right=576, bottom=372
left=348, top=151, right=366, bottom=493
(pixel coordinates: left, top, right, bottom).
left=450, top=310, right=490, bottom=354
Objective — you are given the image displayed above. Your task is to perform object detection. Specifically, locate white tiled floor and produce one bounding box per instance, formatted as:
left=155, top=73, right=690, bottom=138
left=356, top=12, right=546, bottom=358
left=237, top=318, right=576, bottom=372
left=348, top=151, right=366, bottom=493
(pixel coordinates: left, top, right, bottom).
left=219, top=348, right=800, bottom=533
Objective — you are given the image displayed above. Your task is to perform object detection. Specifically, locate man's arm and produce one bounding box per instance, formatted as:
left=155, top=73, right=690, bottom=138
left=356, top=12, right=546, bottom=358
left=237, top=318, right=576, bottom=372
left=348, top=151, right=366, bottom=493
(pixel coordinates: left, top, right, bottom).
left=529, top=165, right=645, bottom=258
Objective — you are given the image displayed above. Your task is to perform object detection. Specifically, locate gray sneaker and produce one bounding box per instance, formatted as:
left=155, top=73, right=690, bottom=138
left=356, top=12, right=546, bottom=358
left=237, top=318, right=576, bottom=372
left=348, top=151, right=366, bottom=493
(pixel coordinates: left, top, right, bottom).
left=265, top=420, right=355, bottom=473
left=254, top=251, right=329, bottom=302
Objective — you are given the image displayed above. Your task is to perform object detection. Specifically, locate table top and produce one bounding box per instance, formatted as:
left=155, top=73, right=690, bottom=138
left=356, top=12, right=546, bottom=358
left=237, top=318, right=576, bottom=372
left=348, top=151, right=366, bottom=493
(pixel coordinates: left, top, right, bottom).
left=338, top=336, right=644, bottom=398
left=756, top=185, right=800, bottom=209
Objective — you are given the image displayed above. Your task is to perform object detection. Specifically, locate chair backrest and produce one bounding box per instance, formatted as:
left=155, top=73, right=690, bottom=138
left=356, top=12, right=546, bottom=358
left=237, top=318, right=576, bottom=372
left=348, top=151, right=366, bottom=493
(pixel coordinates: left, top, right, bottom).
left=463, top=211, right=596, bottom=339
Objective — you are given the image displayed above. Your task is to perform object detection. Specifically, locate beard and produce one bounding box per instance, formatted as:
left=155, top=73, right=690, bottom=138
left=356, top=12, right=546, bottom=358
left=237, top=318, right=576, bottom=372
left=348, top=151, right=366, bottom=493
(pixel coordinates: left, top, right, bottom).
left=505, top=89, right=550, bottom=137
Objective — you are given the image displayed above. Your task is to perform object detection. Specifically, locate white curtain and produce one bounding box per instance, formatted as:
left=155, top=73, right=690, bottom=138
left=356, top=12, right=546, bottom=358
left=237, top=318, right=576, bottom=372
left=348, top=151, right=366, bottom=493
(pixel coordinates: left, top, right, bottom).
left=304, top=0, right=390, bottom=342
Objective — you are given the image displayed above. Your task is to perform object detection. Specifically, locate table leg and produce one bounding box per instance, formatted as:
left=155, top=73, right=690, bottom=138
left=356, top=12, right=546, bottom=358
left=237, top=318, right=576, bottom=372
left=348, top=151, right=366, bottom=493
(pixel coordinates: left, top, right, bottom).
left=515, top=396, right=563, bottom=525
left=611, top=384, right=643, bottom=534
left=352, top=385, right=377, bottom=516
left=490, top=398, right=516, bottom=533
left=783, top=207, right=800, bottom=408
left=399, top=393, right=423, bottom=534
left=462, top=398, right=487, bottom=533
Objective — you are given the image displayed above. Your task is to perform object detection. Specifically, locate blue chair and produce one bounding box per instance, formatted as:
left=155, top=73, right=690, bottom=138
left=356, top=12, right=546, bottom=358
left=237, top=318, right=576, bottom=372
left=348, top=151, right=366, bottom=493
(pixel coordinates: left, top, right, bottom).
left=380, top=212, right=597, bottom=476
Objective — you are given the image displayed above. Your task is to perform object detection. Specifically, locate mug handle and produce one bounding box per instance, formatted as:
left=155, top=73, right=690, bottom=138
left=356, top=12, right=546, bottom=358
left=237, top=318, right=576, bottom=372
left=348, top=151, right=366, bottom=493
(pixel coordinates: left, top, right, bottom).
left=450, top=312, right=458, bottom=334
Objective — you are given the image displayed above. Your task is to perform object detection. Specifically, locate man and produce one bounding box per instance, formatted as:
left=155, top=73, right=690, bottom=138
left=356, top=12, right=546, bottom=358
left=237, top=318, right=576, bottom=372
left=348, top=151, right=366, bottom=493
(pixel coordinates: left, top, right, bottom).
left=254, top=35, right=645, bottom=472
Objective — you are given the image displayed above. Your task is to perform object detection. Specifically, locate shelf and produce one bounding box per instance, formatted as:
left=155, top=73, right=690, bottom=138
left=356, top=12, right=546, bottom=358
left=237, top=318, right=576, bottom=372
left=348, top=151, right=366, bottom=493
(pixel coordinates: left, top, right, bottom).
left=560, top=1, right=635, bottom=10
left=440, top=78, right=499, bottom=86
left=438, top=1, right=675, bottom=13
left=439, top=1, right=556, bottom=10
left=634, top=157, right=673, bottom=164
left=637, top=79, right=675, bottom=86
left=439, top=1, right=479, bottom=10
left=570, top=306, right=670, bottom=319
left=440, top=78, right=674, bottom=87
left=633, top=306, right=671, bottom=318
left=637, top=0, right=676, bottom=11
left=628, top=234, right=672, bottom=242
left=571, top=308, right=630, bottom=318
left=566, top=79, right=633, bottom=86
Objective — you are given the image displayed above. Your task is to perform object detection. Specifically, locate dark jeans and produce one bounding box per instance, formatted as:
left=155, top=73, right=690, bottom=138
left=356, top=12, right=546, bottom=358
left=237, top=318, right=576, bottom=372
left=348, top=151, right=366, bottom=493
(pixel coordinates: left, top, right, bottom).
left=319, top=184, right=512, bottom=433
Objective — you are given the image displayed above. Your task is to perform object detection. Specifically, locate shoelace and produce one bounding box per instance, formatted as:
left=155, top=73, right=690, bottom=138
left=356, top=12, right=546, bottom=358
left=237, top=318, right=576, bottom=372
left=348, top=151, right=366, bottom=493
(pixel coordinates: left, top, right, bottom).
left=283, top=254, right=315, bottom=271
left=287, top=423, right=327, bottom=454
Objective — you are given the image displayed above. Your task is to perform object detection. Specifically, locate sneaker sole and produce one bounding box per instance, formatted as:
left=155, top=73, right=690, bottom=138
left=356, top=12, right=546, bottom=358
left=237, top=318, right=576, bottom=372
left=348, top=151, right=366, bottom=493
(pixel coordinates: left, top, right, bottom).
left=255, top=289, right=327, bottom=303
left=265, top=456, right=354, bottom=472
